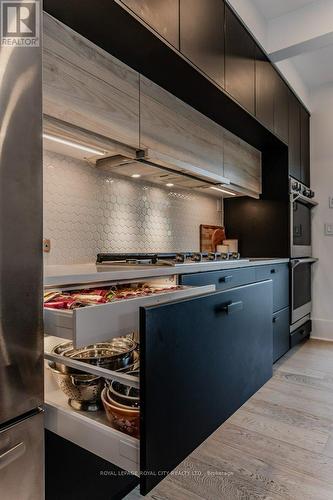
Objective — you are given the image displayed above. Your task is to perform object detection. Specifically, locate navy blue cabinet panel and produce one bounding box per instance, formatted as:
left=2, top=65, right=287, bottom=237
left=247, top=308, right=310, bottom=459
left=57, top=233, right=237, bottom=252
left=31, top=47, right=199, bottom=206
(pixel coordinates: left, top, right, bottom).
left=255, top=263, right=289, bottom=312
left=273, top=307, right=290, bottom=363
left=139, top=281, right=273, bottom=494
left=273, top=72, right=289, bottom=144
left=180, top=0, right=225, bottom=88
left=180, top=267, right=256, bottom=291
left=289, top=91, right=301, bottom=181
left=300, top=107, right=310, bottom=187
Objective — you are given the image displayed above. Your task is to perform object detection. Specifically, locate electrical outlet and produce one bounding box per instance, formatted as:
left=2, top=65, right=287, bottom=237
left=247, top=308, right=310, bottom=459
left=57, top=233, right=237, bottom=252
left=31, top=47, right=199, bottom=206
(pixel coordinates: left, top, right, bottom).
left=43, top=238, right=51, bottom=252
left=329, top=197, right=333, bottom=208
left=324, top=224, right=333, bottom=236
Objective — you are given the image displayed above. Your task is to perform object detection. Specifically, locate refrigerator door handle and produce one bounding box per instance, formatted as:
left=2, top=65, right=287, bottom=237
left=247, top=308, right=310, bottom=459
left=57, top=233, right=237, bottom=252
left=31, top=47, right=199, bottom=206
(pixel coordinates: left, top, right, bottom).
left=0, top=442, right=26, bottom=471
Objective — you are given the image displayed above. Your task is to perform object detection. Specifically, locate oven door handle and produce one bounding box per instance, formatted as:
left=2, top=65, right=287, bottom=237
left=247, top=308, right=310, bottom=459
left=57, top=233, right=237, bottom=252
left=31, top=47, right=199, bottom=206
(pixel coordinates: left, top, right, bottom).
left=291, top=258, right=318, bottom=268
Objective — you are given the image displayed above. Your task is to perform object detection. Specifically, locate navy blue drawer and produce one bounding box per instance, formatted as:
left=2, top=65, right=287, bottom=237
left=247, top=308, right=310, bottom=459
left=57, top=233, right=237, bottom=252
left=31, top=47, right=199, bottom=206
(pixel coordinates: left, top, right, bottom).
left=273, top=307, right=290, bottom=363
left=180, top=267, right=256, bottom=291
left=255, top=263, right=289, bottom=312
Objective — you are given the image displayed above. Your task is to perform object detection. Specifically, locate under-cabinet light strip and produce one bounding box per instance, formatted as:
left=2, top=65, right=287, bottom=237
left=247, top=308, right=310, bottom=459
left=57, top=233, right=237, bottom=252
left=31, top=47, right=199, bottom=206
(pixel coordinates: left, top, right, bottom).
left=43, top=133, right=106, bottom=156
left=210, top=186, right=236, bottom=196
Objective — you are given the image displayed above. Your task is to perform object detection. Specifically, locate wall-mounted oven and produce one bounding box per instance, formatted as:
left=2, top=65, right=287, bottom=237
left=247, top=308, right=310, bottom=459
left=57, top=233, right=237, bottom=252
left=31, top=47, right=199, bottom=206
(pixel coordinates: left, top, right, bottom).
left=290, top=257, right=318, bottom=325
left=290, top=178, right=317, bottom=258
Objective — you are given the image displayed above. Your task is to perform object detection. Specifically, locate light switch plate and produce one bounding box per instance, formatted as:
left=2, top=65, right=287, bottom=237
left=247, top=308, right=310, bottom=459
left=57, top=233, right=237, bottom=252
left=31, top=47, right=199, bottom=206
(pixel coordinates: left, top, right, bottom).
left=329, top=197, right=333, bottom=208
left=325, top=224, right=333, bottom=235
left=43, top=238, right=51, bottom=252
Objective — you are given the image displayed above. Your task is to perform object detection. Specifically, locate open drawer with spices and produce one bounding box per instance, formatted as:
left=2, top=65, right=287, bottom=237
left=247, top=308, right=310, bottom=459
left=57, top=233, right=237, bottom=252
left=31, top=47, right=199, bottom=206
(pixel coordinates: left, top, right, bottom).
left=44, top=276, right=215, bottom=347
left=44, top=277, right=273, bottom=496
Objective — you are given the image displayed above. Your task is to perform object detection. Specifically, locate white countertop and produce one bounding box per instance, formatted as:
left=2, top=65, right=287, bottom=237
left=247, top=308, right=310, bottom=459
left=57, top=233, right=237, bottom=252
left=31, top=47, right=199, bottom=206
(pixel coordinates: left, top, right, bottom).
left=44, top=258, right=289, bottom=287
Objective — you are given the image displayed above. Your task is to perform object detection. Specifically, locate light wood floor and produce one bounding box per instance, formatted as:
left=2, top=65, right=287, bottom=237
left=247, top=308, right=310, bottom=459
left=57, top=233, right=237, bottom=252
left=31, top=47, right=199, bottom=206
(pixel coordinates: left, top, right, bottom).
left=127, top=339, right=333, bottom=499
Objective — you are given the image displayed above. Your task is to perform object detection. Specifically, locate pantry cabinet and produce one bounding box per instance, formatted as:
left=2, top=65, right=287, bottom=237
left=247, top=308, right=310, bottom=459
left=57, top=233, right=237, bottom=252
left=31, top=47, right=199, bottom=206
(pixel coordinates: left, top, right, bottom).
left=121, top=0, right=180, bottom=48
left=43, top=13, right=140, bottom=148
left=139, top=75, right=224, bottom=177
left=225, top=5, right=256, bottom=114
left=179, top=0, right=225, bottom=88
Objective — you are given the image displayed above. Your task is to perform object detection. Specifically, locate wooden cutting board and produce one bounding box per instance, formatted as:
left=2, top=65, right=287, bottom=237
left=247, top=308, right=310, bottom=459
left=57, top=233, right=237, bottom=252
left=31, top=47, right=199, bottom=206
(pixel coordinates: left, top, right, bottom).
left=200, top=225, right=225, bottom=252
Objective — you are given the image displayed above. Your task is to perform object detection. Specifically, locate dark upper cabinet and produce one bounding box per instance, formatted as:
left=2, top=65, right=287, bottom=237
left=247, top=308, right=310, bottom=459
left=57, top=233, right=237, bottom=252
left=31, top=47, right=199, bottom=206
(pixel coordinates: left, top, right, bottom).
left=179, top=0, right=225, bottom=88
left=121, top=0, right=180, bottom=49
left=255, top=46, right=275, bottom=131
left=225, top=5, right=255, bottom=114
left=288, top=91, right=301, bottom=180
left=273, top=71, right=289, bottom=143
left=300, top=106, right=310, bottom=186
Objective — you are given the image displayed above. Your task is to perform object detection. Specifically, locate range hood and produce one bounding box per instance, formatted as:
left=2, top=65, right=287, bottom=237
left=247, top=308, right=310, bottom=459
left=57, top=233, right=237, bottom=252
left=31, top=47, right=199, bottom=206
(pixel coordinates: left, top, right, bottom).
left=43, top=115, right=257, bottom=198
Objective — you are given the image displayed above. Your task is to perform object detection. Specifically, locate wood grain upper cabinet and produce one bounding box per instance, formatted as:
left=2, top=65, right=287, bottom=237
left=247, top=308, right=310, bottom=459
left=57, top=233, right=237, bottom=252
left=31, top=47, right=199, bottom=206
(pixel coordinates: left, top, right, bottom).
left=179, top=0, right=225, bottom=88
left=300, top=106, right=310, bottom=186
left=225, top=5, right=255, bottom=114
left=273, top=71, right=289, bottom=144
left=288, top=91, right=301, bottom=180
left=223, top=129, right=262, bottom=196
left=139, top=75, right=224, bottom=176
left=43, top=13, right=140, bottom=147
left=121, top=0, right=179, bottom=48
left=255, top=46, right=274, bottom=131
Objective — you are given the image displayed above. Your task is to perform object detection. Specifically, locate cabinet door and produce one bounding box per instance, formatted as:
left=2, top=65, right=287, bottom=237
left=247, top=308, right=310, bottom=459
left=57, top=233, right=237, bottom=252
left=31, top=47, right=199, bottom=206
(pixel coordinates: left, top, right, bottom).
left=223, top=129, right=262, bottom=195
left=121, top=0, right=179, bottom=48
left=273, top=307, right=290, bottom=362
left=255, top=46, right=274, bottom=131
left=288, top=92, right=301, bottom=180
left=140, top=75, right=224, bottom=176
left=300, top=107, right=310, bottom=187
left=273, top=72, right=289, bottom=143
left=255, top=263, right=289, bottom=313
left=180, top=0, right=225, bottom=88
left=225, top=5, right=255, bottom=114
left=43, top=14, right=140, bottom=148
left=140, top=281, right=273, bottom=494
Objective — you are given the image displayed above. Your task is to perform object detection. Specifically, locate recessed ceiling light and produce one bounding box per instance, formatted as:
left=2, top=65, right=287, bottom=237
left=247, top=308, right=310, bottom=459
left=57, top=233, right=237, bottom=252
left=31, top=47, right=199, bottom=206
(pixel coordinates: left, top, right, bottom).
left=210, top=186, right=236, bottom=196
left=42, top=133, right=105, bottom=156
left=166, top=183, right=174, bottom=187
left=131, top=174, right=141, bottom=178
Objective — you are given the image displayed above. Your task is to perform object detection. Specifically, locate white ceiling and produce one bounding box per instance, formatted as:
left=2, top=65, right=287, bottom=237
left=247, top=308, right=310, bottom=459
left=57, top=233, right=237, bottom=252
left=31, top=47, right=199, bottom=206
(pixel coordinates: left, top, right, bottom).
left=252, top=0, right=314, bottom=20
left=230, top=0, right=333, bottom=106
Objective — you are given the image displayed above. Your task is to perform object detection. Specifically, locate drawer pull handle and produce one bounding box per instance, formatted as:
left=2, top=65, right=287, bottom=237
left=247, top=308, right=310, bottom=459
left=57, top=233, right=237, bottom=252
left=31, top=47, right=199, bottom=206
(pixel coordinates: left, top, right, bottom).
left=0, top=442, right=25, bottom=471
left=270, top=269, right=276, bottom=274
left=218, top=301, right=243, bottom=314
left=273, top=316, right=279, bottom=323
left=220, top=275, right=233, bottom=283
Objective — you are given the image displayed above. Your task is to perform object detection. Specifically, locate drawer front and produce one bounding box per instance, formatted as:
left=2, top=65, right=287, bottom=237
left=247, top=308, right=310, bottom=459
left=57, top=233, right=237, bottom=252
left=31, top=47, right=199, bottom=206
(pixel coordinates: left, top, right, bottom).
left=290, top=320, right=311, bottom=348
left=255, top=263, right=289, bottom=312
left=273, top=307, right=290, bottom=363
left=180, top=267, right=256, bottom=291
left=140, top=280, right=273, bottom=494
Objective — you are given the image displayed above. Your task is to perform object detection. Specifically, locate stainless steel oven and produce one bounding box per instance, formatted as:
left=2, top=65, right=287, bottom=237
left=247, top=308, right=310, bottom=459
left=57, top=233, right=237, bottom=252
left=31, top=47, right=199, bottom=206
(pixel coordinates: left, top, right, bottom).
left=290, top=257, right=318, bottom=324
left=290, top=178, right=317, bottom=258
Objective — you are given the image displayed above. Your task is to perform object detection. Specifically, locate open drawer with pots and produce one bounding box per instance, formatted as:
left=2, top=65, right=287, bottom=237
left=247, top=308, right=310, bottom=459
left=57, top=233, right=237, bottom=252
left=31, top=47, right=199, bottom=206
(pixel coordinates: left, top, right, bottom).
left=44, top=277, right=273, bottom=496
left=44, top=276, right=215, bottom=347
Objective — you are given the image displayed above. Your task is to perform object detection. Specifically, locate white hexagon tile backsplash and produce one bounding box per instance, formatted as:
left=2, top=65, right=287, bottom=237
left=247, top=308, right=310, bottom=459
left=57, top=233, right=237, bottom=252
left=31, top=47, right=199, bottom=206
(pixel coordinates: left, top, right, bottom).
left=43, top=150, right=222, bottom=265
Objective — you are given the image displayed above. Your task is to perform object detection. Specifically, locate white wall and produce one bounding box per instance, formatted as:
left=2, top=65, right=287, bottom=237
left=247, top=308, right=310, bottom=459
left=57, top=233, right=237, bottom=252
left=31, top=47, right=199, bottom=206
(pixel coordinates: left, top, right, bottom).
left=311, top=83, right=333, bottom=340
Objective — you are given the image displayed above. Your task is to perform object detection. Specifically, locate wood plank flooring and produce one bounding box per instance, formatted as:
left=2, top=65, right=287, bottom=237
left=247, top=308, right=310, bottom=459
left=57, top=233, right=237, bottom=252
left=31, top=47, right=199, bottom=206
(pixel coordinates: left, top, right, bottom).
left=126, top=339, right=333, bottom=499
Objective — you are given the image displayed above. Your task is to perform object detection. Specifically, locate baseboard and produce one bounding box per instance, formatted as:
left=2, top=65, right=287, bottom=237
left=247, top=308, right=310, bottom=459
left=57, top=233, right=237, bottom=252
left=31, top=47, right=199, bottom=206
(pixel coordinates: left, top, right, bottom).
left=311, top=318, right=333, bottom=341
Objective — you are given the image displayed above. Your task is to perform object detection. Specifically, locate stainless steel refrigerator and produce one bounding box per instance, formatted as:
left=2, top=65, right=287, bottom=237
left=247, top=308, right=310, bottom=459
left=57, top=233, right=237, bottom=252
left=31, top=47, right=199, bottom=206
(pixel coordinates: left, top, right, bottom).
left=0, top=2, right=44, bottom=498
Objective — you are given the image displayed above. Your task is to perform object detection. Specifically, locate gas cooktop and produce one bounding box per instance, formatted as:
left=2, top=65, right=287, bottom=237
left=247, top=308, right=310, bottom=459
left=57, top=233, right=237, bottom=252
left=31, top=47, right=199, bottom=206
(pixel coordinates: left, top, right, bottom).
left=96, top=252, right=247, bottom=267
